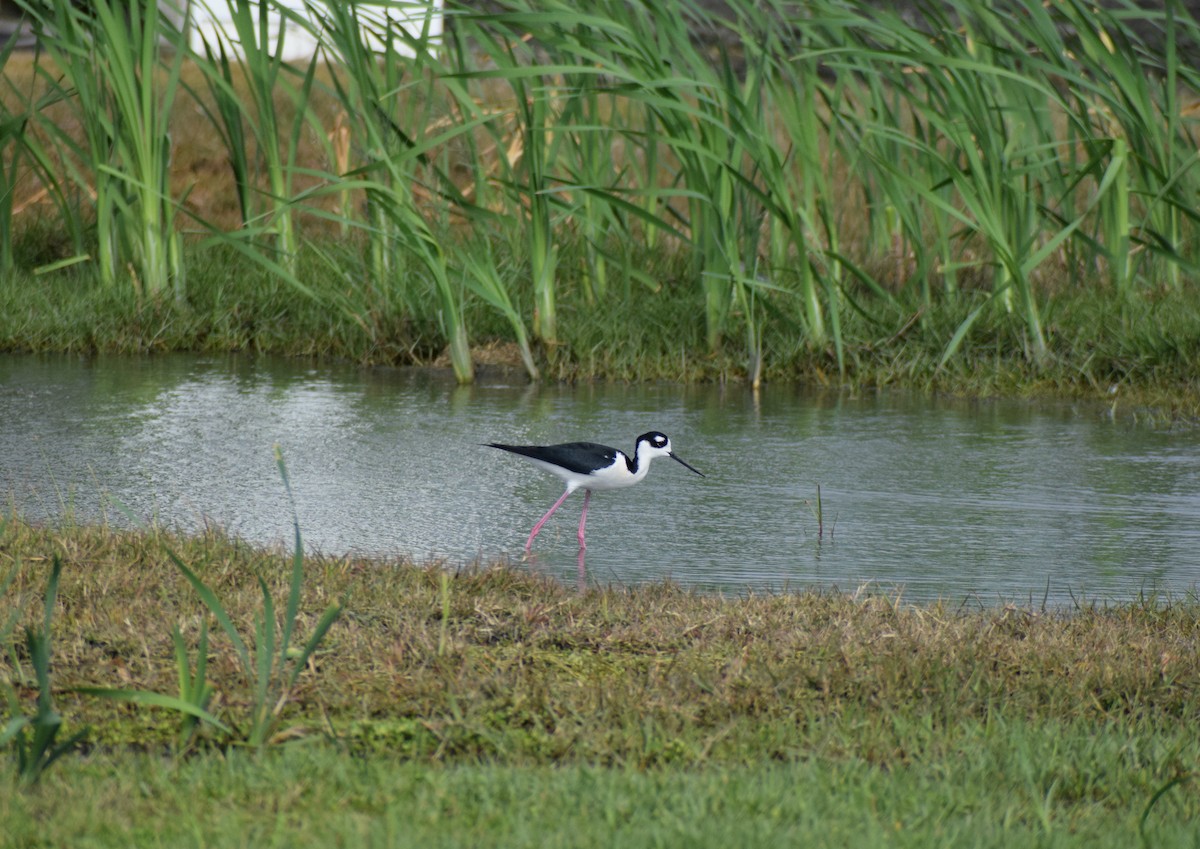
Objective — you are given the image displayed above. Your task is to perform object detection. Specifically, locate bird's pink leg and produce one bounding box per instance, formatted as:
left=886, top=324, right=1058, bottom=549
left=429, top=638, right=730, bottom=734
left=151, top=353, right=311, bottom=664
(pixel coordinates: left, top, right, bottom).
left=576, top=489, right=591, bottom=549
left=525, top=488, right=573, bottom=552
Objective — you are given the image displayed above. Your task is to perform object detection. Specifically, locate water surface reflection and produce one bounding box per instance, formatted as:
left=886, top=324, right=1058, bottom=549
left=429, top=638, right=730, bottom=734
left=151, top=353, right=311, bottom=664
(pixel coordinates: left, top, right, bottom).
left=2, top=353, right=1198, bottom=604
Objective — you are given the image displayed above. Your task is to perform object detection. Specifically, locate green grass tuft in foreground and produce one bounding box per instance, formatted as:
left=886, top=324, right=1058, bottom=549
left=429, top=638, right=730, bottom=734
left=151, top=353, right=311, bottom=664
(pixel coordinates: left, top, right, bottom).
left=2, top=514, right=1200, bottom=844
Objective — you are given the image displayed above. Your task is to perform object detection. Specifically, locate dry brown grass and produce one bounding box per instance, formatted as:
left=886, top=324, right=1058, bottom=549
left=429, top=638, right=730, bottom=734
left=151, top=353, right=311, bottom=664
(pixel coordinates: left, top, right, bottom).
left=3, top=513, right=1199, bottom=763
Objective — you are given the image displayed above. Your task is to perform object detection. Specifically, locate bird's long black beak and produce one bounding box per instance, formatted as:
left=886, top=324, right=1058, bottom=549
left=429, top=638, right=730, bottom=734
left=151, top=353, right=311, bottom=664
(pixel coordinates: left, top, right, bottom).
left=670, top=452, right=705, bottom=477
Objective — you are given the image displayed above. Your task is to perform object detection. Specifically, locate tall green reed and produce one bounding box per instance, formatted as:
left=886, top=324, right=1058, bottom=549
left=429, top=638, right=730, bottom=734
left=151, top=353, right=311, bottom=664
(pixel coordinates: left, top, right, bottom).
left=623, top=1, right=742, bottom=353
left=456, top=1, right=784, bottom=367
left=817, top=3, right=1042, bottom=360
left=4, top=0, right=1199, bottom=381
left=189, top=0, right=322, bottom=276
left=519, top=80, right=560, bottom=347
left=425, top=0, right=1200, bottom=374
left=802, top=0, right=1200, bottom=364
left=441, top=8, right=565, bottom=348
left=0, top=32, right=29, bottom=276
left=1053, top=0, right=1200, bottom=292
left=20, top=0, right=187, bottom=298
left=761, top=21, right=839, bottom=339
left=557, top=72, right=616, bottom=306
left=462, top=244, right=540, bottom=379
left=184, top=1, right=477, bottom=380
left=0, top=79, right=91, bottom=269
left=307, top=2, right=476, bottom=381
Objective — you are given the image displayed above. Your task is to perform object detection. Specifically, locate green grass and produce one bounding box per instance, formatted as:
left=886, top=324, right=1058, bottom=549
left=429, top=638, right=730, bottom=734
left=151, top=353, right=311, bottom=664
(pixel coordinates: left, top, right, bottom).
left=2, top=733, right=1198, bottom=848
left=3, top=515, right=1200, bottom=843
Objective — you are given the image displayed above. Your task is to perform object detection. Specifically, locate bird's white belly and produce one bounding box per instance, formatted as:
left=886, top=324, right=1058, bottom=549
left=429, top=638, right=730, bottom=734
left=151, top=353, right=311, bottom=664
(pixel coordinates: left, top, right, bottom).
left=528, top=456, right=639, bottom=491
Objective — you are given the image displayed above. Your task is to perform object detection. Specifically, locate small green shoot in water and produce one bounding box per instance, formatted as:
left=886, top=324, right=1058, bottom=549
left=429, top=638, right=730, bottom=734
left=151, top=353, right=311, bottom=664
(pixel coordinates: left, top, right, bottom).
left=803, top=484, right=827, bottom=541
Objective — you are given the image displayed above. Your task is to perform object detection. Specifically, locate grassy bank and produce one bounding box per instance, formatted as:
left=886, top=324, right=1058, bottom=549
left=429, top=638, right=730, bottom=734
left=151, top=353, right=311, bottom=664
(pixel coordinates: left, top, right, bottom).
left=2, top=0, right=1200, bottom=400
left=5, top=242, right=1200, bottom=416
left=3, top=514, right=1200, bottom=844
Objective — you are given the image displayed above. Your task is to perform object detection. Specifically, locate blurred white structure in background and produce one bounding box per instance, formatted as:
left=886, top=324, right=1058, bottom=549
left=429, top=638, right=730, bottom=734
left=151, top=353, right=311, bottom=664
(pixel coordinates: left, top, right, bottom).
left=186, top=0, right=444, bottom=60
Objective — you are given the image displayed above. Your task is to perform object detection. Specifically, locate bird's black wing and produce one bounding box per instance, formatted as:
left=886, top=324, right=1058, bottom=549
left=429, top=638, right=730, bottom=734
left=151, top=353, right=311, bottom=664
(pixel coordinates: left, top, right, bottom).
left=488, top=441, right=620, bottom=475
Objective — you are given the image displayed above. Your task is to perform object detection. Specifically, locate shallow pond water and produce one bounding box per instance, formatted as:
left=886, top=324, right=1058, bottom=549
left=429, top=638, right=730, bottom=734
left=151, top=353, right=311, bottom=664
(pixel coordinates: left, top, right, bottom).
left=2, top=353, right=1198, bottom=604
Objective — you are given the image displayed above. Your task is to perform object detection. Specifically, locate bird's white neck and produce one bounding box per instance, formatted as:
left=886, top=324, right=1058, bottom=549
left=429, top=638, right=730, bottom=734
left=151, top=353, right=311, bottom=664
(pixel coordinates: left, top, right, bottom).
left=626, top=442, right=658, bottom=482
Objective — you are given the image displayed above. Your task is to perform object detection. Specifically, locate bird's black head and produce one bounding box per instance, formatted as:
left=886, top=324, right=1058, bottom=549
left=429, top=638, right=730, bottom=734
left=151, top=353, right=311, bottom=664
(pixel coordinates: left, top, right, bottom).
left=637, top=431, right=670, bottom=450
left=634, top=431, right=704, bottom=477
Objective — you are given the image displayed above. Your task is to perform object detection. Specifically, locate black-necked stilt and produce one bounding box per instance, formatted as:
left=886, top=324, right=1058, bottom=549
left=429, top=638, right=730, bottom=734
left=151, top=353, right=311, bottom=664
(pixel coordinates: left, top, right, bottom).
left=488, top=431, right=704, bottom=552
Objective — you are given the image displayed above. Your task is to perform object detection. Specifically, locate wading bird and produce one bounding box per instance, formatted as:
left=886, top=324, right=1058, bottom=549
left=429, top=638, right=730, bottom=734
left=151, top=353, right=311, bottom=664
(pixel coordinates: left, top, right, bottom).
left=487, top=431, right=704, bottom=552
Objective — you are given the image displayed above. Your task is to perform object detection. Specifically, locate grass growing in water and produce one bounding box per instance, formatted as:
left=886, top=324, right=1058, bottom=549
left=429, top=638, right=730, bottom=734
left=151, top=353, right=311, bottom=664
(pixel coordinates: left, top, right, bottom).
left=2, top=514, right=1199, bottom=843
